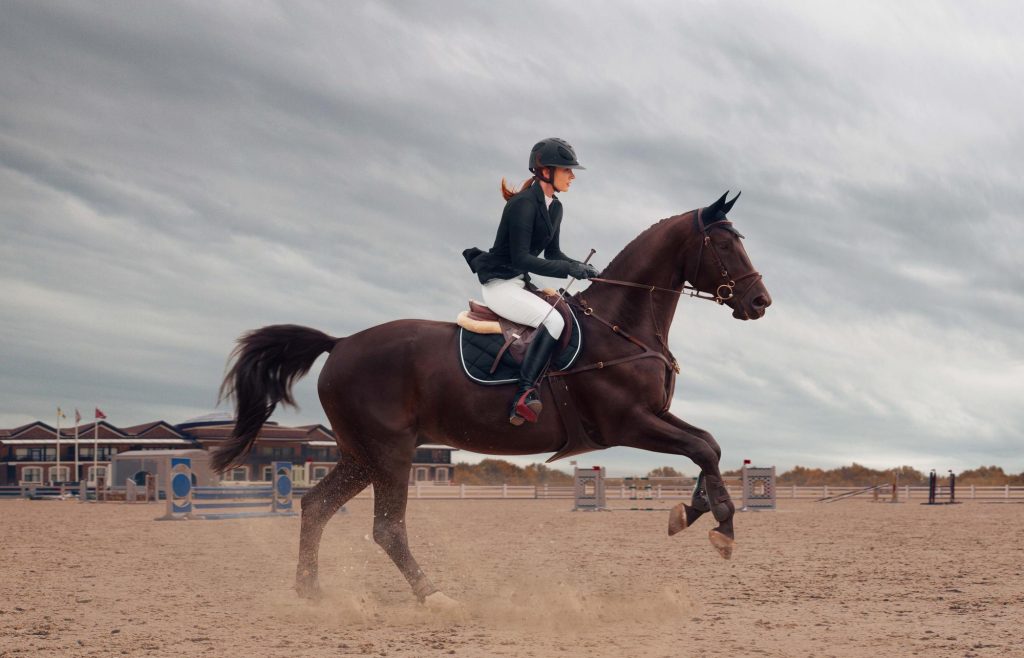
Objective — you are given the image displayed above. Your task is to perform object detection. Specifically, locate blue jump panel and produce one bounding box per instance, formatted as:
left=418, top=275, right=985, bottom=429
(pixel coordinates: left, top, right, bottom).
left=194, top=511, right=298, bottom=520
left=193, top=487, right=274, bottom=494
left=192, top=501, right=271, bottom=509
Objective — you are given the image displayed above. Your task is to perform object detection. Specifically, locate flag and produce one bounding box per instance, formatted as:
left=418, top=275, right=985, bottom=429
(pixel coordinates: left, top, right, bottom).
left=95, top=408, right=107, bottom=420
left=57, top=407, right=66, bottom=419
left=75, top=409, right=81, bottom=423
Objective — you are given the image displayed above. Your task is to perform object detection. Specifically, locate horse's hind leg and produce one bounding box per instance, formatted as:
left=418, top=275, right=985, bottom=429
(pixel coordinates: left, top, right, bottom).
left=372, top=476, right=432, bottom=600
left=296, top=459, right=372, bottom=598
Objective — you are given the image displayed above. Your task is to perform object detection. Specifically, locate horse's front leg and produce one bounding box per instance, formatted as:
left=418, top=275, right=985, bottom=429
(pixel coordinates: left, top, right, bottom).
left=658, top=413, right=722, bottom=534
left=622, top=412, right=735, bottom=559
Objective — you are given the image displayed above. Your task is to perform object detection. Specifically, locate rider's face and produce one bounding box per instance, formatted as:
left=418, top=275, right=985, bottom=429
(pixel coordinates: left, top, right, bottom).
left=552, top=167, right=575, bottom=193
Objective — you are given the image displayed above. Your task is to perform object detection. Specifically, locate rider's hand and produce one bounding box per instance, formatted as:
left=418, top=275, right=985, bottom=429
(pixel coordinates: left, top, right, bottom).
left=567, top=262, right=599, bottom=280
left=541, top=288, right=559, bottom=297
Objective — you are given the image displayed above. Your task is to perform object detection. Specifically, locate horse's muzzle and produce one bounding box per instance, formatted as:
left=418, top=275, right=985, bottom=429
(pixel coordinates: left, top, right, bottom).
left=732, top=289, right=771, bottom=320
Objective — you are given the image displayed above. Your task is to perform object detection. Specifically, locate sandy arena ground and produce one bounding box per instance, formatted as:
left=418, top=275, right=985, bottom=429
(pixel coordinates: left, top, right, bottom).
left=1, top=497, right=1022, bottom=657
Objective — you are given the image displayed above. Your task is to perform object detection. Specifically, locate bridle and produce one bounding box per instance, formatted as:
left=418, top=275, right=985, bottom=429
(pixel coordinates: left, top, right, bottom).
left=552, top=207, right=764, bottom=383
left=590, top=207, right=763, bottom=307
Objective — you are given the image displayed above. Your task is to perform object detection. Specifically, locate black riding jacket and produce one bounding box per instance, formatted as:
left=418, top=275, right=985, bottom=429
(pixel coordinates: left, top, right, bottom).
left=463, top=182, right=578, bottom=284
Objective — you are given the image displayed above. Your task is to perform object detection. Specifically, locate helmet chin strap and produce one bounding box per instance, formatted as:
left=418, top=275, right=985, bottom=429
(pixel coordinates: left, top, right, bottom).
left=536, top=167, right=568, bottom=196
left=532, top=160, right=557, bottom=186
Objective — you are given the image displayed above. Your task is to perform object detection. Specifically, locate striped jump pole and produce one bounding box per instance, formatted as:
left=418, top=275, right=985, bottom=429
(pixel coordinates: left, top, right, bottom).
left=156, top=458, right=297, bottom=521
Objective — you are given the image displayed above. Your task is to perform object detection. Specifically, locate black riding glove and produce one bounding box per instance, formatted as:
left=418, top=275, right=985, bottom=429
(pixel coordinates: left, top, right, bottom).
left=567, top=262, right=599, bottom=280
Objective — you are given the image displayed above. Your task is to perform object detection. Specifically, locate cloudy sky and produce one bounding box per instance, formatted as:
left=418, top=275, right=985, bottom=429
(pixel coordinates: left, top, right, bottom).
left=2, top=1, right=1021, bottom=476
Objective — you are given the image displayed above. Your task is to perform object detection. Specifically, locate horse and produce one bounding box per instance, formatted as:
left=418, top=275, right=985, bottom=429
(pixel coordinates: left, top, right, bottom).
left=213, top=191, right=771, bottom=608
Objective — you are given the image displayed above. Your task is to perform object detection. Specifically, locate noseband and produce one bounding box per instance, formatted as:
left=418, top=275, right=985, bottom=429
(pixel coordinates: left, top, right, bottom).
left=689, top=207, right=764, bottom=306
left=590, top=207, right=763, bottom=306
left=564, top=208, right=763, bottom=380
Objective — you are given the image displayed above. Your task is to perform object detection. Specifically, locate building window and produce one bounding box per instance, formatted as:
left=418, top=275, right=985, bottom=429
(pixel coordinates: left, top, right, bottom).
left=415, top=467, right=428, bottom=482
left=413, top=448, right=451, bottom=464
left=228, top=467, right=248, bottom=482
left=14, top=448, right=28, bottom=459
left=21, top=467, right=43, bottom=483
left=26, top=447, right=54, bottom=461
left=80, top=447, right=115, bottom=460
left=262, top=466, right=273, bottom=481
left=87, top=466, right=107, bottom=485
left=312, top=466, right=329, bottom=482
left=47, top=466, right=71, bottom=483
left=308, top=447, right=335, bottom=461
left=435, top=468, right=448, bottom=483
left=257, top=446, right=292, bottom=459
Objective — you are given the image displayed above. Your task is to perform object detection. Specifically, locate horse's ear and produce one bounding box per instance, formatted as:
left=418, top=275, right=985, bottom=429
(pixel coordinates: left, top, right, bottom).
left=723, top=191, right=741, bottom=215
left=705, top=191, right=729, bottom=221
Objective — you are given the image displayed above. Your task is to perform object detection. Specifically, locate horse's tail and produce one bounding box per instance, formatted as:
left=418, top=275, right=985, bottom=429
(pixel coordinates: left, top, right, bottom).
left=212, top=324, right=338, bottom=473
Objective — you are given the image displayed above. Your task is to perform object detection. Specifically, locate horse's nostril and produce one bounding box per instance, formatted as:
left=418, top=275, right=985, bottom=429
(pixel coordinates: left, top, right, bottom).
left=752, top=295, right=769, bottom=310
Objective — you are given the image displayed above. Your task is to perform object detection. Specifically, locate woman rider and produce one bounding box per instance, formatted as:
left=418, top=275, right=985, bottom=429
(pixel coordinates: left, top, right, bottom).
left=463, top=138, right=599, bottom=426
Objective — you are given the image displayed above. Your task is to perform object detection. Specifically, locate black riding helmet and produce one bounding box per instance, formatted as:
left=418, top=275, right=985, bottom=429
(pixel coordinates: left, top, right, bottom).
left=529, top=138, right=585, bottom=184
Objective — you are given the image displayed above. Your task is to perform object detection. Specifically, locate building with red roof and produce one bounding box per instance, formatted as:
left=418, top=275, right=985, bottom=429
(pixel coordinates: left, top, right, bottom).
left=0, top=413, right=456, bottom=486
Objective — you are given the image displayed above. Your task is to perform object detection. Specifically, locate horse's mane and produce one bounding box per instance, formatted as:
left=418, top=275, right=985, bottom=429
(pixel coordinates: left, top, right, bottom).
left=601, top=211, right=693, bottom=276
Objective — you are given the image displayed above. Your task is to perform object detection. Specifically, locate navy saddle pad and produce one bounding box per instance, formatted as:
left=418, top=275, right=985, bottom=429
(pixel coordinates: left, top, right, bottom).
left=459, top=305, right=583, bottom=385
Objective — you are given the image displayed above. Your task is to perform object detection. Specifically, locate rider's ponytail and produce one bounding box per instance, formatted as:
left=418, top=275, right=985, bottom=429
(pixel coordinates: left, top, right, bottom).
left=501, top=176, right=535, bottom=201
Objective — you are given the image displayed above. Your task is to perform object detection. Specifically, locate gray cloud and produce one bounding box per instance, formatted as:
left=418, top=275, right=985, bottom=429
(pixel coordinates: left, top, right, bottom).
left=2, top=1, right=1021, bottom=476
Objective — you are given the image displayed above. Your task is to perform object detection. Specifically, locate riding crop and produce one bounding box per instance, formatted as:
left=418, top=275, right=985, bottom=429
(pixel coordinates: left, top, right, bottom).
left=536, top=248, right=596, bottom=331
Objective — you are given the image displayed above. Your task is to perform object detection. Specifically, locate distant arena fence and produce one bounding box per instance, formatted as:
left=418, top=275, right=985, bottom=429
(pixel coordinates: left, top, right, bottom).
left=0, top=482, right=86, bottom=500
left=573, top=463, right=777, bottom=512
left=4, top=473, right=1024, bottom=505
left=157, top=458, right=297, bottom=521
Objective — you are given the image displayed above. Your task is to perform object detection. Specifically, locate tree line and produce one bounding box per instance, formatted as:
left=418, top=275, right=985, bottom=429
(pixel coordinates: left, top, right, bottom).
left=453, top=460, right=1024, bottom=486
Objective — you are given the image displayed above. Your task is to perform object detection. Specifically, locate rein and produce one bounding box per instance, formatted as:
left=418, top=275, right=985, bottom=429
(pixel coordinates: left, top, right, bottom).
left=548, top=207, right=763, bottom=381
left=589, top=208, right=763, bottom=307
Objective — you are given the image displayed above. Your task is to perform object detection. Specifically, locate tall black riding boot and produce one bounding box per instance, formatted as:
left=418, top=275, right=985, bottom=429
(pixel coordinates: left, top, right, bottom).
left=509, top=329, right=560, bottom=426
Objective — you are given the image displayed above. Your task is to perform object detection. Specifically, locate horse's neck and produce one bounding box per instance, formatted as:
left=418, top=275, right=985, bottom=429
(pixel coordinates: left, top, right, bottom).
left=583, top=212, right=695, bottom=344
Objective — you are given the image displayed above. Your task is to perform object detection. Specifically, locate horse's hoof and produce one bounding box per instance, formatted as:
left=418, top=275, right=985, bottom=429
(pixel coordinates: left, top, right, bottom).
left=668, top=503, right=688, bottom=536
left=422, top=591, right=462, bottom=612
left=295, top=569, right=323, bottom=600
left=708, top=529, right=734, bottom=560
left=295, top=583, right=323, bottom=600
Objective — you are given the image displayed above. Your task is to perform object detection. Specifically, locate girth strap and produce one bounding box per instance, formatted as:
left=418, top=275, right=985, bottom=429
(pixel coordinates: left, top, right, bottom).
left=541, top=296, right=678, bottom=461
left=547, top=300, right=677, bottom=378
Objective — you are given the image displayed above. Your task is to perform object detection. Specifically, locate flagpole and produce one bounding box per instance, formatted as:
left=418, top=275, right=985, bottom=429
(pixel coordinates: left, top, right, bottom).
left=56, top=407, right=62, bottom=485
left=74, top=410, right=80, bottom=482
left=93, top=414, right=99, bottom=487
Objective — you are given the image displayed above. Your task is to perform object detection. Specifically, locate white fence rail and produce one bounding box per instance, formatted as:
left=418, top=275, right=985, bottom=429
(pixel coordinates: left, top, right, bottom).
left=346, top=483, right=1024, bottom=501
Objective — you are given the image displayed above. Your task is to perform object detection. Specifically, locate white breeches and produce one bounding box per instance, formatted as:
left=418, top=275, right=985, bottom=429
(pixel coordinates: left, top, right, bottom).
left=481, top=276, right=565, bottom=339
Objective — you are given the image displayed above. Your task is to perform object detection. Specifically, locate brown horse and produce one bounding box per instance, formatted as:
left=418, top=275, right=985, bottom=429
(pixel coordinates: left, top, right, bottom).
left=213, top=191, right=771, bottom=607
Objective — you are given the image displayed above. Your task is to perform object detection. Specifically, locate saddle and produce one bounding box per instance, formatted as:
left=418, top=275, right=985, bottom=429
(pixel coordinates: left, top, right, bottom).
left=456, top=291, right=582, bottom=384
